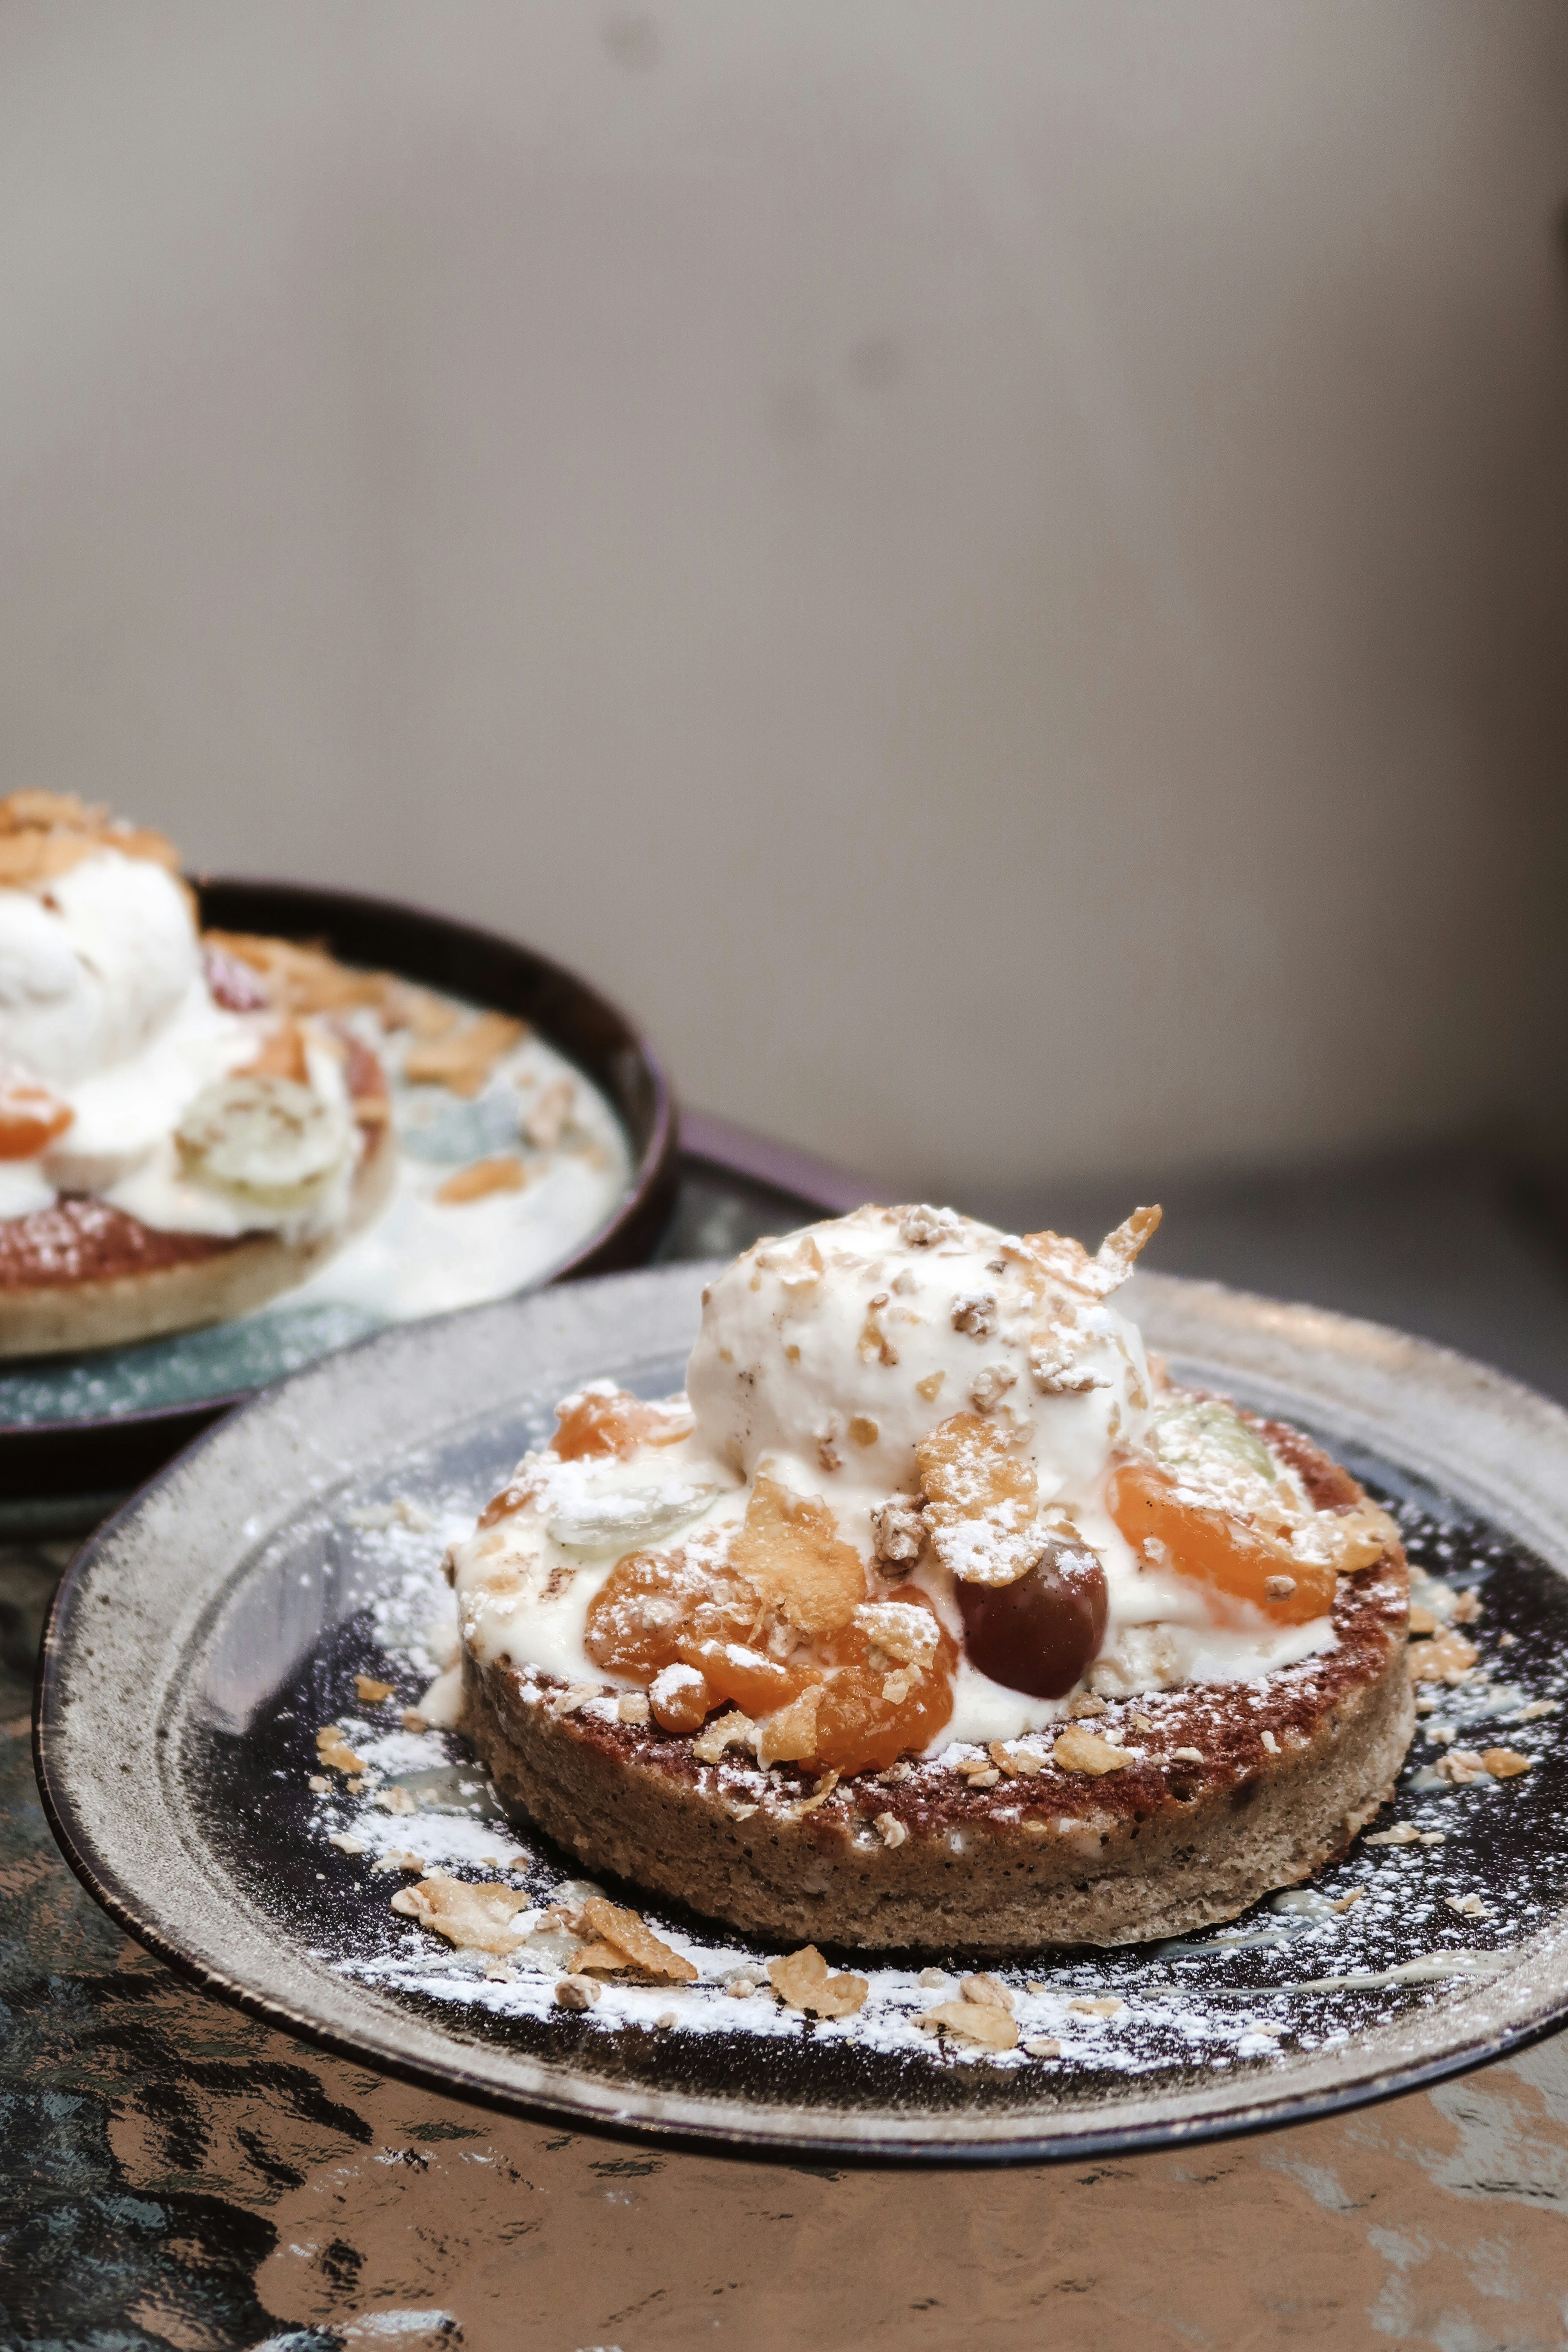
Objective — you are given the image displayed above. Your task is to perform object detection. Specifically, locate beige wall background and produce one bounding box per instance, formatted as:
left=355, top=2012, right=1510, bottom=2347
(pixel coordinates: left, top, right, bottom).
left=2, top=2, right=1565, bottom=1195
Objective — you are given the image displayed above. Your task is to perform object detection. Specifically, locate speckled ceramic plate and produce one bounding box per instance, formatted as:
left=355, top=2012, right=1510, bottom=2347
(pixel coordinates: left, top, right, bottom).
left=2, top=879, right=677, bottom=1512
left=35, top=1265, right=1568, bottom=2165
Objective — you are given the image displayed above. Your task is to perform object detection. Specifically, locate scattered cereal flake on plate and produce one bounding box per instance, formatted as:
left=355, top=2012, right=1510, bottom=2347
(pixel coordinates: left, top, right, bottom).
left=570, top=1897, right=698, bottom=1983
left=1445, top=1893, right=1490, bottom=1919
left=390, top=1874, right=533, bottom=1954
left=919, top=2001, right=1018, bottom=2051
left=959, top=1973, right=1015, bottom=2013
left=767, top=1945, right=869, bottom=2019
left=354, top=1675, right=395, bottom=1704
left=1481, top=1748, right=1534, bottom=1779
left=1067, top=1997, right=1124, bottom=2018
left=315, top=1726, right=366, bottom=1774
left=1409, top=1630, right=1479, bottom=1685
left=1366, top=1824, right=1421, bottom=1846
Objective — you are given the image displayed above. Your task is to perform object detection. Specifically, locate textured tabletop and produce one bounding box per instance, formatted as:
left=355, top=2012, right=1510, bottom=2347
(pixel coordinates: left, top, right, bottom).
left=12, top=1144, right=1568, bottom=2351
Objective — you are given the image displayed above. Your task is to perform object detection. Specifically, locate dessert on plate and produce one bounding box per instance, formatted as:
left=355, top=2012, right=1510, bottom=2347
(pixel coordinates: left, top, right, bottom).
left=0, top=792, right=398, bottom=1354
left=450, top=1203, right=1414, bottom=1954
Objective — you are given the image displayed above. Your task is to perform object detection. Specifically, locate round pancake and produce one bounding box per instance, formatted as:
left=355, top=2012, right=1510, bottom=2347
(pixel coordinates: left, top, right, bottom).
left=460, top=1421, right=1415, bottom=1956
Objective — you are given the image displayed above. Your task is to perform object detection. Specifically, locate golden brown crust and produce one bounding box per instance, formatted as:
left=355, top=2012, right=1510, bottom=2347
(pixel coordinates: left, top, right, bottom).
left=460, top=1423, right=1415, bottom=1955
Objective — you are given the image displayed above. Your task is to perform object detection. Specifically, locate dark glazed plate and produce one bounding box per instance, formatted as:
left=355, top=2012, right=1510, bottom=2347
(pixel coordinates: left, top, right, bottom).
left=1, top=879, right=677, bottom=1503
left=35, top=1265, right=1568, bottom=2165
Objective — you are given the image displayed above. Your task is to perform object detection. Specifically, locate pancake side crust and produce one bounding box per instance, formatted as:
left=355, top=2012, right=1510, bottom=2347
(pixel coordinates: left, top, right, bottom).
left=0, top=1115, right=393, bottom=1357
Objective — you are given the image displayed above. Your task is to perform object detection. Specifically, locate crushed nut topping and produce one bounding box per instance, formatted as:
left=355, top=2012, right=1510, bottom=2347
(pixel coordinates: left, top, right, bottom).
left=952, top=1291, right=998, bottom=1340
left=546, top=1682, right=602, bottom=1720
left=969, top=1363, right=1017, bottom=1413
left=873, top=1812, right=907, bottom=1849
left=756, top=1684, right=821, bottom=1768
left=960, top=1973, right=1015, bottom=2013
left=871, top=1499, right=926, bottom=1569
left=554, top=1974, right=601, bottom=2009
left=897, top=1205, right=963, bottom=1250
left=853, top=1601, right=940, bottom=1674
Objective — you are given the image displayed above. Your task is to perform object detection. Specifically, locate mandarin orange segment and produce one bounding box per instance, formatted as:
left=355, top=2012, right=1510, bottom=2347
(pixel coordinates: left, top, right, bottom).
left=551, top=1387, right=694, bottom=1462
left=585, top=1547, right=754, bottom=1681
left=681, top=1637, right=805, bottom=1718
left=808, top=1585, right=956, bottom=1773
left=0, top=1077, right=72, bottom=1160
left=1107, top=1461, right=1335, bottom=1623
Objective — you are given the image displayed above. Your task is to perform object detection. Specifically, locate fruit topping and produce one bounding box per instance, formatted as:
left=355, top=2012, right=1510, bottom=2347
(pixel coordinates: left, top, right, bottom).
left=176, top=1072, right=353, bottom=1213
left=549, top=1381, right=695, bottom=1462
left=585, top=1536, right=955, bottom=1776
left=0, top=1074, right=72, bottom=1160
left=1107, top=1394, right=1400, bottom=1624
left=953, top=1537, right=1109, bottom=1697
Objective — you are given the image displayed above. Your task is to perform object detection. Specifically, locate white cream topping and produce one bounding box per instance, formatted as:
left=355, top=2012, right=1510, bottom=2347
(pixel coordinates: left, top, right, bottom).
left=453, top=1207, right=1338, bottom=1748
left=0, top=852, right=199, bottom=1082
left=0, top=849, right=370, bottom=1241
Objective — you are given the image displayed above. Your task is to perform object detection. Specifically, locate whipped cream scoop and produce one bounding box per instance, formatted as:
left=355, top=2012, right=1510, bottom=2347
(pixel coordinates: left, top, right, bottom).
left=453, top=1205, right=1344, bottom=1750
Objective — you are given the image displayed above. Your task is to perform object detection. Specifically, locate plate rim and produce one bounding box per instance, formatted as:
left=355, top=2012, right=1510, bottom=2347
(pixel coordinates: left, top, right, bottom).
left=1, top=874, right=680, bottom=1485
left=34, top=1261, right=1568, bottom=2167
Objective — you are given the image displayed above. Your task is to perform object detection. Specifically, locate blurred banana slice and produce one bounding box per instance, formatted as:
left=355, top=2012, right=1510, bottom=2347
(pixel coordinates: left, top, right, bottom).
left=177, top=1073, right=353, bottom=1213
